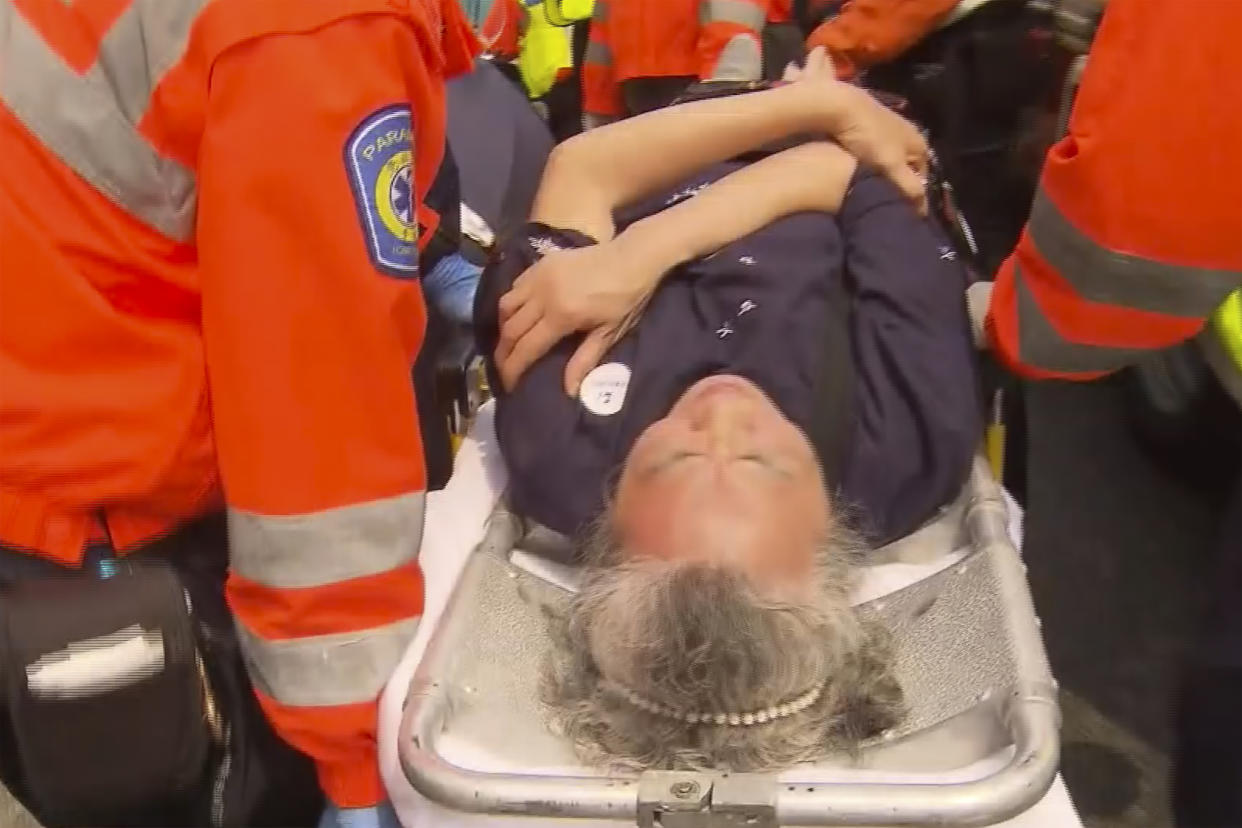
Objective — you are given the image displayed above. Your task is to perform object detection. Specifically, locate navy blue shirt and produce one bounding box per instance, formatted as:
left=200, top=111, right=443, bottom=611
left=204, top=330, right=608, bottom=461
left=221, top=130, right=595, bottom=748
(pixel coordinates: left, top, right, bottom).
left=477, top=164, right=981, bottom=546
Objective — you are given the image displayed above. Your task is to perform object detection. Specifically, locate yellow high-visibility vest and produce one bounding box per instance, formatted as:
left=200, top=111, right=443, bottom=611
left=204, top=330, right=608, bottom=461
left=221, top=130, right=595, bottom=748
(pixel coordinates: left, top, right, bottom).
left=516, top=0, right=573, bottom=98
left=1213, top=291, right=1242, bottom=374
left=544, top=0, right=594, bottom=26
left=1201, top=290, right=1242, bottom=408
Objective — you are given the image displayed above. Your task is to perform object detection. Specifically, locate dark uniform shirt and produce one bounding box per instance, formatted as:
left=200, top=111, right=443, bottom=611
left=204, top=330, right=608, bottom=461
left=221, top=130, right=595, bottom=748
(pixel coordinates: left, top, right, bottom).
left=476, top=164, right=981, bottom=547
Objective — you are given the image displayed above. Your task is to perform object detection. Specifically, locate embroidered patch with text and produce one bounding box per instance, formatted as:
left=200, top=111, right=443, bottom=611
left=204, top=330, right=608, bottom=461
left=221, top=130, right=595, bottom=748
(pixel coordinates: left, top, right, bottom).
left=346, top=105, right=418, bottom=278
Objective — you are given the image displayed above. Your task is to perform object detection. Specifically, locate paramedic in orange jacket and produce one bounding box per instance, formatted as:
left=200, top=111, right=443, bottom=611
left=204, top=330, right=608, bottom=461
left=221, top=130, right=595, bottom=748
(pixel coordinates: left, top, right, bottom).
left=582, top=0, right=781, bottom=121
left=0, top=0, right=477, bottom=825
left=979, top=2, right=1241, bottom=825
left=983, top=0, right=1242, bottom=379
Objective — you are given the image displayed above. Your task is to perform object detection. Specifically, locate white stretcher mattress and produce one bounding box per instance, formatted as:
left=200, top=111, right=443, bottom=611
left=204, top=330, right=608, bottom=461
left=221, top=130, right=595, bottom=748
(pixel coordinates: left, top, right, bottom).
left=379, top=403, right=1082, bottom=827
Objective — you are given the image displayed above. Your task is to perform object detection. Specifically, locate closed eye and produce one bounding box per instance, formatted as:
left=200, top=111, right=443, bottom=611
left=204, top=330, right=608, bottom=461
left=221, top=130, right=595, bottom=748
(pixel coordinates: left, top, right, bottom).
left=641, top=452, right=792, bottom=481
left=737, top=454, right=794, bottom=479
left=641, top=451, right=700, bottom=480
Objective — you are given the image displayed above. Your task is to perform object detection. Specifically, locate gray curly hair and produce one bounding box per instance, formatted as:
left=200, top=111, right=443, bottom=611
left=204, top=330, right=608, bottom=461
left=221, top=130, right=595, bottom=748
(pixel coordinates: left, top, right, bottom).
left=541, top=509, right=904, bottom=772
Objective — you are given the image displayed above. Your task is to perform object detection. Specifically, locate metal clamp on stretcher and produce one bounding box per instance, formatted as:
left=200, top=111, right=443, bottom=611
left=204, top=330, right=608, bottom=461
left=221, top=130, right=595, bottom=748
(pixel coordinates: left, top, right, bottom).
left=396, top=453, right=1063, bottom=827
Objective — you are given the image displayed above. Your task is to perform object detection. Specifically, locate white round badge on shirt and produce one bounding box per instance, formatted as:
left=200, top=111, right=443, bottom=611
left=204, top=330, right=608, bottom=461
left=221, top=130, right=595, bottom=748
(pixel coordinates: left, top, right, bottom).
left=579, top=362, right=631, bottom=417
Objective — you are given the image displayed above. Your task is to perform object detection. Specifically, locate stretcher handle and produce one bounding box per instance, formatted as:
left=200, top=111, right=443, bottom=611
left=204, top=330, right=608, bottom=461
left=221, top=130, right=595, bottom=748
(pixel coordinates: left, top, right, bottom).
left=399, top=459, right=1061, bottom=825
left=400, top=691, right=1058, bottom=825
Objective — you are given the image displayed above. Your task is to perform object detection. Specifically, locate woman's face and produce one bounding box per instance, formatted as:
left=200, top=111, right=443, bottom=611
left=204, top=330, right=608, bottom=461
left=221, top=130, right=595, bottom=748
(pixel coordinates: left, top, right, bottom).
left=613, top=375, right=830, bottom=596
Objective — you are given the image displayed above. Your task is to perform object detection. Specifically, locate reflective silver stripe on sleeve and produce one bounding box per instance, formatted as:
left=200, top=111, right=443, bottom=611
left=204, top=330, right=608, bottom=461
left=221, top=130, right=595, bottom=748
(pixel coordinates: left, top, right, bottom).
left=584, top=40, right=613, bottom=66
left=0, top=0, right=201, bottom=241
left=1015, top=264, right=1153, bottom=374
left=228, top=492, right=426, bottom=590
left=1028, top=188, right=1242, bottom=318
left=708, top=33, right=761, bottom=81
left=236, top=617, right=420, bottom=707
left=699, top=0, right=765, bottom=29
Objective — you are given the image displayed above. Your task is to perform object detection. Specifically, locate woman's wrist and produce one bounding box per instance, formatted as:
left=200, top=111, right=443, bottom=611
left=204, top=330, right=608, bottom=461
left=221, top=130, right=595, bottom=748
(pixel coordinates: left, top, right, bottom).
left=610, top=218, right=691, bottom=288
left=806, top=77, right=862, bottom=138
left=802, top=142, right=858, bottom=213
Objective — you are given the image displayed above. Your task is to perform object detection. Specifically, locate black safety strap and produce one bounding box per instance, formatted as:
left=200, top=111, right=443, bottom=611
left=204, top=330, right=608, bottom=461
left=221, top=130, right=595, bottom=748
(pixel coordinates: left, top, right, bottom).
left=420, top=143, right=463, bottom=277
left=415, top=141, right=465, bottom=490
left=805, top=267, right=855, bottom=487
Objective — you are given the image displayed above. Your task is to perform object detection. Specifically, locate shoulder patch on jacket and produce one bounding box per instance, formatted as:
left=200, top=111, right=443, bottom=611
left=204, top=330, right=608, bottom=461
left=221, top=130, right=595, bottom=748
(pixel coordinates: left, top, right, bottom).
left=345, top=105, right=419, bottom=278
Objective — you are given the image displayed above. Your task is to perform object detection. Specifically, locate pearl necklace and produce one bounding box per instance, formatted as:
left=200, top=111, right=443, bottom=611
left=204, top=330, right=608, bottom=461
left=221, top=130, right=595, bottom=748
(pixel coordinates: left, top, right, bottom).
left=601, top=679, right=824, bottom=727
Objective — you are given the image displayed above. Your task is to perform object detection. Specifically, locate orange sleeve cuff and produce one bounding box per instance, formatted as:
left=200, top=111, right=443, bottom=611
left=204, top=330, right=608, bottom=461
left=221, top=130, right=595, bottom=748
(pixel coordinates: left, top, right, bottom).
left=253, top=689, right=387, bottom=808
left=805, top=22, right=858, bottom=79
left=806, top=0, right=958, bottom=78
left=318, top=753, right=386, bottom=809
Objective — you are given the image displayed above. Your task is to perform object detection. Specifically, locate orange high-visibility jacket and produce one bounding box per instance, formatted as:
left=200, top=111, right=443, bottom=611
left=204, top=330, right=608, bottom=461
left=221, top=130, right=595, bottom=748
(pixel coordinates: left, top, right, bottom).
left=582, top=0, right=772, bottom=116
left=805, top=0, right=959, bottom=80
left=985, top=0, right=1242, bottom=379
left=0, top=0, right=477, bottom=808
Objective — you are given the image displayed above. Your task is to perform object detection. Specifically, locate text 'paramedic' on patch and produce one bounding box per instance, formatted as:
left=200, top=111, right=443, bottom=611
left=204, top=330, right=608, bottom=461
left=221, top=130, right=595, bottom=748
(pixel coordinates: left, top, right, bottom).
left=346, top=105, right=419, bottom=278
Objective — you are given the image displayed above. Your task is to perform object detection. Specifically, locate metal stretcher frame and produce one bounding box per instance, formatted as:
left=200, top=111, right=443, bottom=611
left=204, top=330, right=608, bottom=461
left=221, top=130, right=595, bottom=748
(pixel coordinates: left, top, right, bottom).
left=398, top=457, right=1061, bottom=827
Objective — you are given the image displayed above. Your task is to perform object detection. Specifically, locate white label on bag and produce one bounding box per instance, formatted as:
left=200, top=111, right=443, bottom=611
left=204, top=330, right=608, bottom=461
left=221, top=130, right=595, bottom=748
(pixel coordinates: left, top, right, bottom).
left=26, top=624, right=165, bottom=699
left=579, top=362, right=631, bottom=417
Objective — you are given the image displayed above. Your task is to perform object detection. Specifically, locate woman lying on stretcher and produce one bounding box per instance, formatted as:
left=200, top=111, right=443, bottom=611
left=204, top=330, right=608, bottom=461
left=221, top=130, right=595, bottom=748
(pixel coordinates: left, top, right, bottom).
left=475, top=52, right=983, bottom=772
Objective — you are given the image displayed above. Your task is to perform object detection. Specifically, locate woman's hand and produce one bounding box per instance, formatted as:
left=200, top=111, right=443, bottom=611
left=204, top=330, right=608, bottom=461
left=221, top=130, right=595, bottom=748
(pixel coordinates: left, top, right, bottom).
left=787, top=48, right=930, bottom=214
left=782, top=44, right=838, bottom=83
left=494, top=240, right=664, bottom=395
left=829, top=82, right=930, bottom=214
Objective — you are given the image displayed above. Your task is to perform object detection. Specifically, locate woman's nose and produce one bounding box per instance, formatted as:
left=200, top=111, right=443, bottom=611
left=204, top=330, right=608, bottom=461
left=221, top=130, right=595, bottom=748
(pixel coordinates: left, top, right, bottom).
left=690, top=396, right=755, bottom=449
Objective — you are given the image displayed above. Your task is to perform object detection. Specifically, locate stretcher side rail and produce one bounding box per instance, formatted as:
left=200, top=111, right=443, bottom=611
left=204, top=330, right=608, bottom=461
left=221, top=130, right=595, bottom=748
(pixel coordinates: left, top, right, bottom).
left=399, top=457, right=1061, bottom=826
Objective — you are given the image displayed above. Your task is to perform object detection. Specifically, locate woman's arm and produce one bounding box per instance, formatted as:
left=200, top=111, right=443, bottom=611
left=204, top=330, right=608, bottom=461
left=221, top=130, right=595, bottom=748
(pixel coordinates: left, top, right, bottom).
left=838, top=172, right=981, bottom=543
left=606, top=140, right=859, bottom=279
left=530, top=75, right=925, bottom=239
left=495, top=142, right=859, bottom=392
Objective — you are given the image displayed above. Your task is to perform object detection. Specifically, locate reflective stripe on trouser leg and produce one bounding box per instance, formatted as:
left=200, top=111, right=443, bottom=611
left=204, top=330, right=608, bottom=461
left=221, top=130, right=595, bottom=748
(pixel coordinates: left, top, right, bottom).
left=0, top=0, right=201, bottom=240
left=698, top=0, right=765, bottom=28
left=1027, top=187, right=1242, bottom=318
left=235, top=616, right=420, bottom=707
left=227, top=492, right=426, bottom=589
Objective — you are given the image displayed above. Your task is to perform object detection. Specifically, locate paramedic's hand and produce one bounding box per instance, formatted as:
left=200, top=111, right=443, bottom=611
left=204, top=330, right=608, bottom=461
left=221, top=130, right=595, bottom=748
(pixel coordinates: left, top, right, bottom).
left=495, top=240, right=662, bottom=395
left=318, top=801, right=401, bottom=828
left=788, top=48, right=930, bottom=214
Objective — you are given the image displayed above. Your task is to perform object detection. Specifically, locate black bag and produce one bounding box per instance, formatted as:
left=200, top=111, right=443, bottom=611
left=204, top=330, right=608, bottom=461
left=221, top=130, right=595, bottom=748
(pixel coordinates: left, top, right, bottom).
left=0, top=561, right=214, bottom=827
left=0, top=516, right=323, bottom=828
left=140, top=515, right=324, bottom=828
